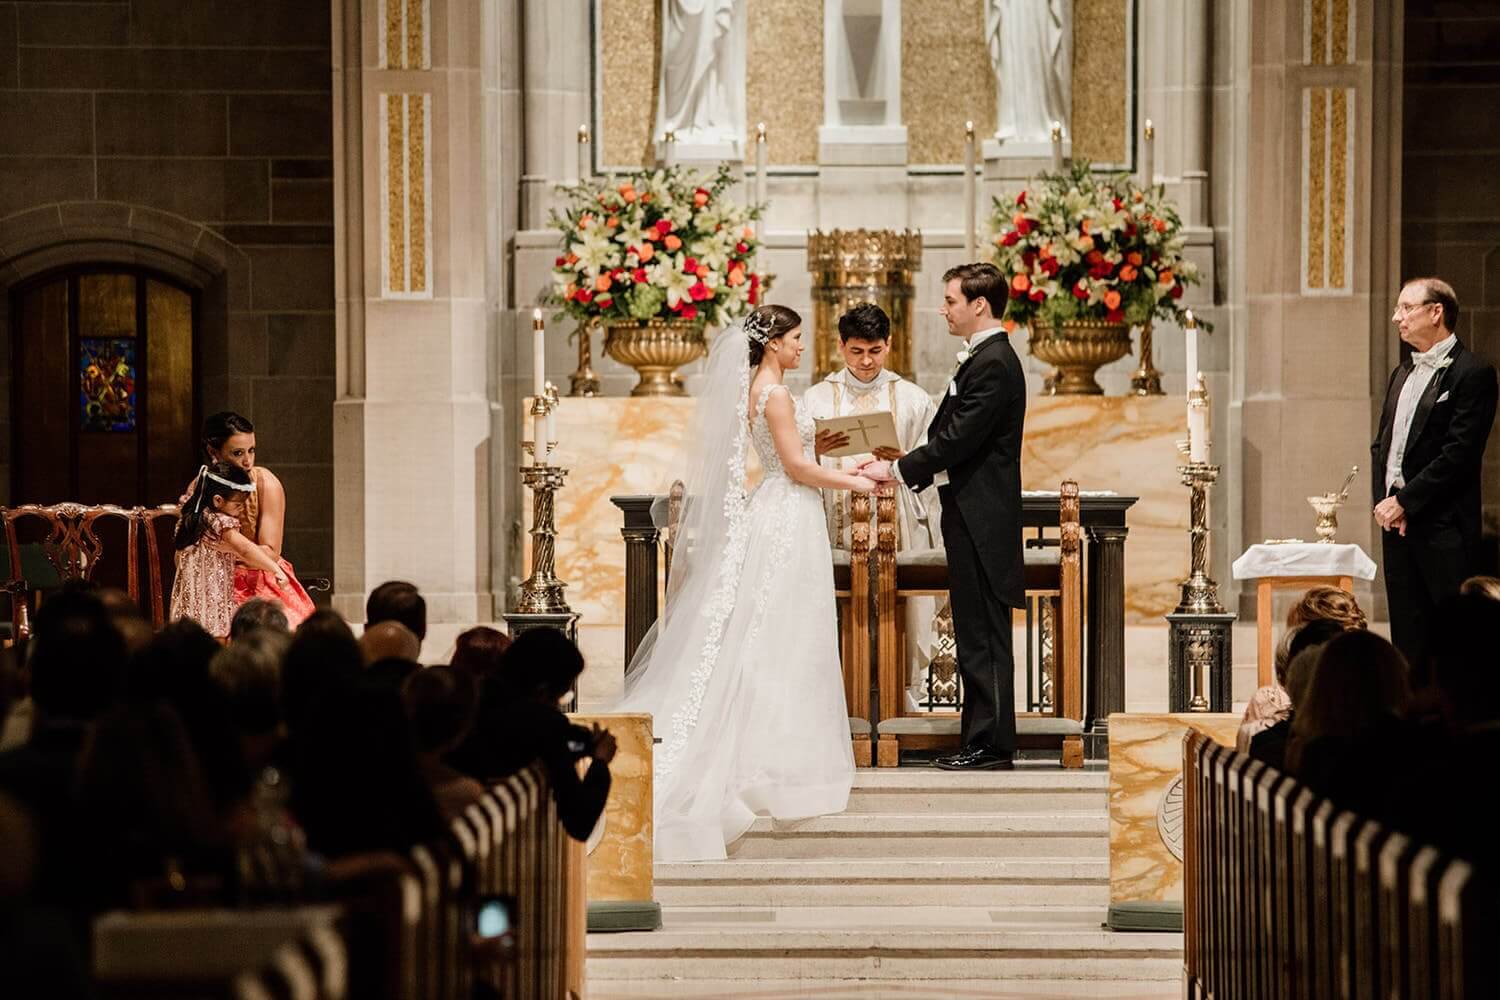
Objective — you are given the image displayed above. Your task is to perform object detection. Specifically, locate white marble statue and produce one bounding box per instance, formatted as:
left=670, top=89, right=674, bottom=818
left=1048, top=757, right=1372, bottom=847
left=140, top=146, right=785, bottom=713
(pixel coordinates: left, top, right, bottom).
left=656, top=0, right=746, bottom=152
left=986, top=0, right=1072, bottom=144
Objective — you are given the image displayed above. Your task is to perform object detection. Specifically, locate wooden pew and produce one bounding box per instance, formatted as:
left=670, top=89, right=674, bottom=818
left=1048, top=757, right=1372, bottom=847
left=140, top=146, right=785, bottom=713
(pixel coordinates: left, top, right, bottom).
left=1181, top=731, right=1492, bottom=999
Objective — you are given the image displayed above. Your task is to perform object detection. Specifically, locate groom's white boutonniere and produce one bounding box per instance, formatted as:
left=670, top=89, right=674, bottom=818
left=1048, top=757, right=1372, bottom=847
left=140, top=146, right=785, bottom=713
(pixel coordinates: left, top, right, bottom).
left=953, top=348, right=971, bottom=372
left=1435, top=356, right=1454, bottom=371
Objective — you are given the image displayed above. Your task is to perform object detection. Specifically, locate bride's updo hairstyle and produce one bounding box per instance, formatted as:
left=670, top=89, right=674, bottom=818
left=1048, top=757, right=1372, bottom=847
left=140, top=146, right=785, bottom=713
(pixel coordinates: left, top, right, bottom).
left=745, top=304, right=802, bottom=366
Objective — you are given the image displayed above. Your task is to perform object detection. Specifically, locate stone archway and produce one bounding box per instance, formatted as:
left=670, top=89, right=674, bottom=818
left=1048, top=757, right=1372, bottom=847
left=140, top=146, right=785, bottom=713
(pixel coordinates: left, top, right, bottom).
left=0, top=201, right=251, bottom=504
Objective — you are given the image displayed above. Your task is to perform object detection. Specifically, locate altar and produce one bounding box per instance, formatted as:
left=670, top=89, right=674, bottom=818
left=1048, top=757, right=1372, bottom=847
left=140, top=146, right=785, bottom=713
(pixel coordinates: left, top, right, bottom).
left=528, top=394, right=1190, bottom=706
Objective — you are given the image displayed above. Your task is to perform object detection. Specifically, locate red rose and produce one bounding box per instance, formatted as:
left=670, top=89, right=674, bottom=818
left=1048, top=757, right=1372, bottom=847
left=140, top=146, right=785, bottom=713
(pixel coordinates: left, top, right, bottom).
left=1015, top=217, right=1033, bottom=236
left=1112, top=197, right=1123, bottom=211
left=1106, top=307, right=1125, bottom=323
left=654, top=219, right=673, bottom=236
left=1028, top=288, right=1046, bottom=303
left=1040, top=257, right=1060, bottom=277
left=554, top=256, right=567, bottom=267
left=736, top=242, right=749, bottom=254
left=1000, top=230, right=1021, bottom=247
left=1086, top=250, right=1103, bottom=264
left=596, top=295, right=613, bottom=308
left=689, top=281, right=710, bottom=302
left=1016, top=191, right=1028, bottom=207
left=1072, top=282, right=1089, bottom=300
left=1171, top=284, right=1185, bottom=299
left=1009, top=285, right=1025, bottom=299
left=574, top=289, right=593, bottom=304
left=632, top=267, right=648, bottom=283
left=680, top=304, right=699, bottom=320
left=1089, top=263, right=1113, bottom=279
left=749, top=272, right=760, bottom=305
left=1124, top=223, right=1138, bottom=238
left=1021, top=250, right=1037, bottom=268
left=683, top=256, right=698, bottom=273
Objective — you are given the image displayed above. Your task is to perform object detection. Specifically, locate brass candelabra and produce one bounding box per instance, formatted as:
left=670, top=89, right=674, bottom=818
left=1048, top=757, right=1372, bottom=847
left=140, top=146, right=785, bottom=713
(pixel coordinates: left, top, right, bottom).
left=1175, top=461, right=1224, bottom=712
left=569, top=321, right=601, bottom=397
left=517, top=385, right=572, bottom=615
left=1130, top=320, right=1165, bottom=396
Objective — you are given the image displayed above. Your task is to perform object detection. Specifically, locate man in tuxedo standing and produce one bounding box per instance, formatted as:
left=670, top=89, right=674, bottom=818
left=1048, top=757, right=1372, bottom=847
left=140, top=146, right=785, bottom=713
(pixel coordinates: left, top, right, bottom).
left=860, top=262, right=1026, bottom=770
left=1373, top=277, right=1497, bottom=668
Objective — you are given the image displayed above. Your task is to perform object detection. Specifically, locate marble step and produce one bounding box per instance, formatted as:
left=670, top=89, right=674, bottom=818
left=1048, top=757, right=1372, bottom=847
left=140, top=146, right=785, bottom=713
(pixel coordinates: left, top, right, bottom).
left=592, top=978, right=1179, bottom=998
left=844, top=769, right=1107, bottom=815
left=726, top=813, right=1109, bottom=860
left=588, top=910, right=1182, bottom=982
left=654, top=857, right=1110, bottom=908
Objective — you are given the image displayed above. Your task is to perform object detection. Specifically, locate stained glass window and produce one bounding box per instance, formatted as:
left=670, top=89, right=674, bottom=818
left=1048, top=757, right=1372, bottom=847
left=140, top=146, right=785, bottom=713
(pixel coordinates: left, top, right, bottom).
left=79, top=337, right=138, bottom=432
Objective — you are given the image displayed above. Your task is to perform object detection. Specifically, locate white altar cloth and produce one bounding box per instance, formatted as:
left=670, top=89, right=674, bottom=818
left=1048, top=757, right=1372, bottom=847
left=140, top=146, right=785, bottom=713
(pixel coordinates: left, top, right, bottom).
left=1231, top=542, right=1377, bottom=581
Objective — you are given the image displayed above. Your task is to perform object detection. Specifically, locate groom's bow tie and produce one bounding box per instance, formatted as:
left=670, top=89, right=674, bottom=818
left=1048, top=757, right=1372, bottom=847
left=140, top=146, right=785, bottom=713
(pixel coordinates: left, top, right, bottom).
left=1411, top=347, right=1451, bottom=372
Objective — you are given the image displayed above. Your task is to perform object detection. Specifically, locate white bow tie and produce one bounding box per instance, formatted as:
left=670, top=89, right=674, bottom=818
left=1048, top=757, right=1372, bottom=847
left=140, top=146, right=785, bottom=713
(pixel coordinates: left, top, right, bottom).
left=1411, top=348, right=1450, bottom=371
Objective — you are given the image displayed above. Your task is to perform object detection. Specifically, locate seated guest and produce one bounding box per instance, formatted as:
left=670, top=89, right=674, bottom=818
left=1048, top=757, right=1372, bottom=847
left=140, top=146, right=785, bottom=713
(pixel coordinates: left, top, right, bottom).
left=96, top=586, right=155, bottom=655
left=366, top=580, right=427, bottom=644
left=1247, top=620, right=1342, bottom=771
left=450, top=625, right=511, bottom=682
left=1460, top=574, right=1500, bottom=602
left=230, top=597, right=290, bottom=640
left=1287, top=630, right=1411, bottom=818
left=210, top=628, right=291, bottom=775
left=1239, top=587, right=1368, bottom=749
left=0, top=790, right=89, bottom=999
left=449, top=629, right=616, bottom=842
left=402, top=666, right=487, bottom=820
left=360, top=620, right=421, bottom=666
left=366, top=657, right=421, bottom=692
left=282, top=610, right=363, bottom=736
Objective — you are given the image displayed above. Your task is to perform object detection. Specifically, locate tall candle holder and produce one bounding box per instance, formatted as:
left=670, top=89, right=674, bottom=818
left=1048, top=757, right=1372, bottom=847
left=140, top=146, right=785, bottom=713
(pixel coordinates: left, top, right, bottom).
left=569, top=320, right=601, bottom=397
left=1165, top=391, right=1235, bottom=712
left=505, top=387, right=580, bottom=650
left=1129, top=320, right=1165, bottom=396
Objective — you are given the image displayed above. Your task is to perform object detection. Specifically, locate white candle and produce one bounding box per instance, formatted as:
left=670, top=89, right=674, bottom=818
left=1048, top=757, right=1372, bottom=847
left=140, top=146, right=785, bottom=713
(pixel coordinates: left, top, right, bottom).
left=1142, top=119, right=1155, bottom=188
left=1050, top=121, right=1064, bottom=171
left=1188, top=403, right=1208, bottom=463
left=1183, top=309, right=1198, bottom=401
left=963, top=120, right=977, bottom=260
left=534, top=408, right=547, bottom=466
left=577, top=123, right=590, bottom=182
left=754, top=122, right=768, bottom=241
left=532, top=308, right=546, bottom=397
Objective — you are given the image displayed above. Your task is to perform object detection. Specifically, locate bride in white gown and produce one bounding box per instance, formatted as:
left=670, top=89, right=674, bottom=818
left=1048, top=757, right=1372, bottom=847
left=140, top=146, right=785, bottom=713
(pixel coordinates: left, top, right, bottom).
left=618, top=304, right=876, bottom=862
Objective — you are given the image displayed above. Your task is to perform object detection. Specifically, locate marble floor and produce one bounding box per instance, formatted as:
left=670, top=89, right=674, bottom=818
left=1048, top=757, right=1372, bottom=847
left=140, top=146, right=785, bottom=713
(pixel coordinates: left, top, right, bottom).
left=592, top=980, right=1179, bottom=998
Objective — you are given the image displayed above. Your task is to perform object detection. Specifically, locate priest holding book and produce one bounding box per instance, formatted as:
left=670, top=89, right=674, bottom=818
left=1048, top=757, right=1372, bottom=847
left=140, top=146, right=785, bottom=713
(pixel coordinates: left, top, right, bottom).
left=806, top=303, right=941, bottom=709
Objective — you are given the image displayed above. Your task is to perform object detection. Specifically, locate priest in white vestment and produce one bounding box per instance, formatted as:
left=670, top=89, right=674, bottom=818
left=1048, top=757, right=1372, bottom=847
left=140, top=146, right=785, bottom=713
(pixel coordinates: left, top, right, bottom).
left=806, top=303, right=941, bottom=710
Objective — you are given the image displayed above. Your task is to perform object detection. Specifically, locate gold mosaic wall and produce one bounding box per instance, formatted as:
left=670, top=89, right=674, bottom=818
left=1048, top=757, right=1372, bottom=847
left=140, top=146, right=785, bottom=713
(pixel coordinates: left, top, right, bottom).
left=1301, top=0, right=1354, bottom=294
left=379, top=0, right=430, bottom=69
left=746, top=0, right=822, bottom=165
left=902, top=0, right=995, bottom=165
left=1070, top=0, right=1128, bottom=165
left=599, top=0, right=823, bottom=166
left=380, top=92, right=432, bottom=297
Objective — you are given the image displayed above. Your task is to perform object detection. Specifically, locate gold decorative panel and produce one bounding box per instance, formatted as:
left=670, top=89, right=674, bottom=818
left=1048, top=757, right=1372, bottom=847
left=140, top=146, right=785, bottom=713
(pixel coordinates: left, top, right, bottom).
left=1301, top=87, right=1353, bottom=296
left=1305, top=0, right=1353, bottom=66
left=379, top=0, right=430, bottom=69
left=746, top=0, right=822, bottom=165
left=379, top=92, right=432, bottom=299
left=1070, top=0, right=1128, bottom=165
left=599, top=0, right=662, bottom=167
left=902, top=0, right=994, bottom=165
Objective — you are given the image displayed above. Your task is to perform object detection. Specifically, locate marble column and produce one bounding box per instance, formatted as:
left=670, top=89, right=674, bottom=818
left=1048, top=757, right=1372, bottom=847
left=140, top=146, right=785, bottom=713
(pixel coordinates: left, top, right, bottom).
left=333, top=0, right=499, bottom=625
left=1232, top=0, right=1399, bottom=620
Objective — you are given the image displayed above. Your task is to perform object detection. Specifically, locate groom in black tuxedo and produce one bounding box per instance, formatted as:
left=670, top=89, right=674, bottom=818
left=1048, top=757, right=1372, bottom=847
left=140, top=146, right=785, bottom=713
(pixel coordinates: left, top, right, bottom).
left=1373, top=277, right=1497, bottom=668
left=861, top=262, right=1026, bottom=770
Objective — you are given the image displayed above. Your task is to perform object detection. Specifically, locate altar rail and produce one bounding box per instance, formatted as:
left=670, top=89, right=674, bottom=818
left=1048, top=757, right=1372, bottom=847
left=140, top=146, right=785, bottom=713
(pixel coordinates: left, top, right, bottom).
left=1182, top=731, right=1492, bottom=999
left=96, top=763, right=585, bottom=1000
left=612, top=491, right=1136, bottom=738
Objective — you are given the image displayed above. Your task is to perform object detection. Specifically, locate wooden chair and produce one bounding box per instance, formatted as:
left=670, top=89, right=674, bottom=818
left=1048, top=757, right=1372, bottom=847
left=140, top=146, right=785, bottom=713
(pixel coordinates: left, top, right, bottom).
left=872, top=481, right=1084, bottom=767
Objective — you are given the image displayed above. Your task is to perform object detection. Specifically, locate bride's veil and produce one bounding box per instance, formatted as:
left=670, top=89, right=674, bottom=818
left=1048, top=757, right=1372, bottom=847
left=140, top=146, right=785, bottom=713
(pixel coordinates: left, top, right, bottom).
left=616, top=318, right=758, bottom=780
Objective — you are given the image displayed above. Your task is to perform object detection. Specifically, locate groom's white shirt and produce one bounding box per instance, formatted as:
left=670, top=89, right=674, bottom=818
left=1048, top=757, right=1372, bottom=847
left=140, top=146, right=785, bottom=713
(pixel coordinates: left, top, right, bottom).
left=898, top=326, right=1005, bottom=490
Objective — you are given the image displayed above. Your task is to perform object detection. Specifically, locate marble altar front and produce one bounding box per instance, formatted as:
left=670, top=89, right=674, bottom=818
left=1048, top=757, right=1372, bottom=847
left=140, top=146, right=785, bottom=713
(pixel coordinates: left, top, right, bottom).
left=531, top=394, right=1189, bottom=705
left=1106, top=712, right=1239, bottom=909
left=570, top=712, right=654, bottom=904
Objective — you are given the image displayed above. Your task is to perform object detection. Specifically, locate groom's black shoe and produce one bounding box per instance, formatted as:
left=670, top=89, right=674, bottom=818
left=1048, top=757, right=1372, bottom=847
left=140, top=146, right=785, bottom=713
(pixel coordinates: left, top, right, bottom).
left=934, top=745, right=1015, bottom=771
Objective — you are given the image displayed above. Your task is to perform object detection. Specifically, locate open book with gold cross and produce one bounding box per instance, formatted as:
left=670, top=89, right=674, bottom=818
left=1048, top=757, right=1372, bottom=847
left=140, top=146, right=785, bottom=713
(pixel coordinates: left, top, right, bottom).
left=813, top=411, right=900, bottom=458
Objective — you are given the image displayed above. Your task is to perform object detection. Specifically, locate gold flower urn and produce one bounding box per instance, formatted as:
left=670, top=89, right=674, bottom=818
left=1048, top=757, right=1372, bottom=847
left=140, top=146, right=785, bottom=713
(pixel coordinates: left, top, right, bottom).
left=1028, top=319, right=1133, bottom=395
left=604, top=317, right=707, bottom=397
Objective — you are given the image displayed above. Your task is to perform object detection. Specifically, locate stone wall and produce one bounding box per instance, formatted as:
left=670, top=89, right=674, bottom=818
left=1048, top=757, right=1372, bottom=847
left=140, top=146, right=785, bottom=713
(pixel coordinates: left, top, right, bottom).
left=1401, top=1, right=1500, bottom=562
left=0, top=0, right=335, bottom=582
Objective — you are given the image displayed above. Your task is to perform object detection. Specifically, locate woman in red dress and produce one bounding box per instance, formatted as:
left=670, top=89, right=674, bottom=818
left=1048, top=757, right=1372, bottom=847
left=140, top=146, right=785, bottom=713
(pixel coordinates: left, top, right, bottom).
left=198, top=412, right=316, bottom=627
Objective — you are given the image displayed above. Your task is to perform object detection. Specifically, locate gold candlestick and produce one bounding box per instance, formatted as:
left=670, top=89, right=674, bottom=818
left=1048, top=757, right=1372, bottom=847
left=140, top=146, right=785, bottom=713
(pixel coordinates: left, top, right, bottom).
left=517, top=390, right=572, bottom=615
left=569, top=321, right=601, bottom=397
left=1130, top=320, right=1165, bottom=395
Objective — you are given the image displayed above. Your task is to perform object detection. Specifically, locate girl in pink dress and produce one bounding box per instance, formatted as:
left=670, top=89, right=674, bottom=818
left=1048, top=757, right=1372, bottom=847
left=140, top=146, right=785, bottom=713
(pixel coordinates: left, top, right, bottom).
left=170, top=462, right=289, bottom=639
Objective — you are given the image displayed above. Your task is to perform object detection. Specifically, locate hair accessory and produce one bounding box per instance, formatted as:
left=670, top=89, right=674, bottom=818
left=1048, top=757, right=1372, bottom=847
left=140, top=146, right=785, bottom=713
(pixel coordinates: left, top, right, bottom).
left=744, top=311, right=774, bottom=346
left=190, top=464, right=255, bottom=515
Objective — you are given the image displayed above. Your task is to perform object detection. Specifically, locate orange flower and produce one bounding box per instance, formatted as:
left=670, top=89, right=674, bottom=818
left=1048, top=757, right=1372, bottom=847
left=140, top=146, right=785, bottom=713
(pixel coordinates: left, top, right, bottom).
left=742, top=226, right=755, bottom=240
left=1127, top=251, right=1142, bottom=267
left=1039, top=243, right=1054, bottom=259
left=1153, top=218, right=1168, bottom=233
left=1119, top=265, right=1138, bottom=282
left=618, top=184, right=637, bottom=202
left=1158, top=269, right=1174, bottom=285
left=577, top=213, right=594, bottom=231
left=693, top=191, right=710, bottom=207
left=1103, top=290, right=1121, bottom=310
left=1011, top=274, right=1031, bottom=292
left=727, top=265, right=746, bottom=286
left=663, top=234, right=683, bottom=251
left=1080, top=219, right=1091, bottom=234
left=695, top=265, right=709, bottom=279
left=1075, top=235, right=1095, bottom=253
left=606, top=216, right=618, bottom=228
left=637, top=243, right=655, bottom=262
left=1002, top=318, right=1017, bottom=332
left=594, top=273, right=613, bottom=292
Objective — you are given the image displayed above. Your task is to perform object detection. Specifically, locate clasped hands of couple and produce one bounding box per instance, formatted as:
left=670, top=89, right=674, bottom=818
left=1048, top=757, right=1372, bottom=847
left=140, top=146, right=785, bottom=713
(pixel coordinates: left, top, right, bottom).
left=811, top=430, right=902, bottom=492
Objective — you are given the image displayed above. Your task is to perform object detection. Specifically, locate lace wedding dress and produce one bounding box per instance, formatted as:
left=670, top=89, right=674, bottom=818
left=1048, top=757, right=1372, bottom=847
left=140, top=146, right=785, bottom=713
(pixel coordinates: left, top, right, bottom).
left=618, top=373, right=855, bottom=862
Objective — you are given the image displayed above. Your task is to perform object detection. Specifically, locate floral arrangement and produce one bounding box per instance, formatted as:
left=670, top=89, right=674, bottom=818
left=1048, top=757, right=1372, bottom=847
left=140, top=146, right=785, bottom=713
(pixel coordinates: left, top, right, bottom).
left=988, top=162, right=1203, bottom=330
left=549, top=163, right=766, bottom=328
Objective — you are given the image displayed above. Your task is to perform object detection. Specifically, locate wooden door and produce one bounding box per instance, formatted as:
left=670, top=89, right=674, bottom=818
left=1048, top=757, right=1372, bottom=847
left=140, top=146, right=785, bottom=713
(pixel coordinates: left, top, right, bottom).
left=11, top=270, right=197, bottom=508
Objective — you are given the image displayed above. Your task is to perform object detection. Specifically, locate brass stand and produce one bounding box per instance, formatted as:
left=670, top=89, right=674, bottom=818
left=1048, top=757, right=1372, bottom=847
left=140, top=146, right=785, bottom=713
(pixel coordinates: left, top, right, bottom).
left=1130, top=321, right=1165, bottom=396
left=569, top=321, right=601, bottom=397
left=1166, top=461, right=1234, bottom=712
left=504, top=390, right=580, bottom=670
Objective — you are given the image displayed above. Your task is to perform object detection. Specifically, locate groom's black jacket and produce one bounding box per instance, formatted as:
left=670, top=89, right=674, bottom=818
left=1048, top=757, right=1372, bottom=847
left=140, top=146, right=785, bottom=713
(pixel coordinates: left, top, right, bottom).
left=897, top=331, right=1026, bottom=606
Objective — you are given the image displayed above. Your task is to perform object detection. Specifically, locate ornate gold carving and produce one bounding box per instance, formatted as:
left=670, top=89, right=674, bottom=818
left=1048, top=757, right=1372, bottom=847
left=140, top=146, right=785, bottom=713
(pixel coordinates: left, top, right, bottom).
left=1028, top=319, right=1133, bottom=396
left=1305, top=88, right=1327, bottom=290
left=807, top=230, right=922, bottom=380
left=603, top=318, right=707, bottom=396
